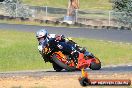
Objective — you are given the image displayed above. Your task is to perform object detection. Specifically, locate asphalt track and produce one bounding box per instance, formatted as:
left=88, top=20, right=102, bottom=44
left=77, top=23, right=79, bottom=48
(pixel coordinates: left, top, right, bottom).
left=0, top=23, right=132, bottom=76
left=0, top=23, right=132, bottom=43
left=0, top=65, right=132, bottom=77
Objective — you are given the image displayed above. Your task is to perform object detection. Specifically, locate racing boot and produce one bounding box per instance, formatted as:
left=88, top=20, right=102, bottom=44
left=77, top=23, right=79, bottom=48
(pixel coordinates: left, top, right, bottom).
left=79, top=47, right=86, bottom=53
left=84, top=52, right=95, bottom=58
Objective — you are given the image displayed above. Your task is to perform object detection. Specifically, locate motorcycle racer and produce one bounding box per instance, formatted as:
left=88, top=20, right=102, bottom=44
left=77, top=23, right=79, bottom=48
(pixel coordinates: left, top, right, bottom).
left=36, top=29, right=93, bottom=65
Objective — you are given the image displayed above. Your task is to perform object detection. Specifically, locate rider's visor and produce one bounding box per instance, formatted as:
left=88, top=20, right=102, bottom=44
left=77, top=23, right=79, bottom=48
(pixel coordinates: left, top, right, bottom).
left=37, top=36, right=47, bottom=41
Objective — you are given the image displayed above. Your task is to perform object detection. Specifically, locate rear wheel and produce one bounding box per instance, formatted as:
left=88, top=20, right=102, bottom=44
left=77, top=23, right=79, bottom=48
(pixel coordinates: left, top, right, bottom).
left=90, top=62, right=101, bottom=70
left=89, top=58, right=101, bottom=70
left=52, top=54, right=76, bottom=71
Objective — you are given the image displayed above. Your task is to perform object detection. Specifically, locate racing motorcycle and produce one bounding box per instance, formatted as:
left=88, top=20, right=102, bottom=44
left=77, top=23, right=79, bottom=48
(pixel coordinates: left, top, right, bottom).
left=41, top=38, right=101, bottom=72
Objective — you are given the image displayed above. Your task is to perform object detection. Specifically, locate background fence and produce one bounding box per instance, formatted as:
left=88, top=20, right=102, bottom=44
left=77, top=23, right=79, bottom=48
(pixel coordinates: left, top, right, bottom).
left=0, top=2, right=131, bottom=27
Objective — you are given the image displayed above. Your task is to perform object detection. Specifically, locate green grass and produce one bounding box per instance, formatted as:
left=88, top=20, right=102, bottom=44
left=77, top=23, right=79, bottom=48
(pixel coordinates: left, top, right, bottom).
left=22, top=0, right=112, bottom=10
left=0, top=19, right=55, bottom=26
left=73, top=38, right=132, bottom=66
left=0, top=30, right=52, bottom=72
left=0, top=19, right=80, bottom=28
left=0, top=30, right=132, bottom=72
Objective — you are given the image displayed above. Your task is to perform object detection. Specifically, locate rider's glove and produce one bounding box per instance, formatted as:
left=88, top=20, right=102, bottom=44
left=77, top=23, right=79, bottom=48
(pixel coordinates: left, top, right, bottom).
left=55, top=35, right=65, bottom=41
left=55, top=35, right=61, bottom=41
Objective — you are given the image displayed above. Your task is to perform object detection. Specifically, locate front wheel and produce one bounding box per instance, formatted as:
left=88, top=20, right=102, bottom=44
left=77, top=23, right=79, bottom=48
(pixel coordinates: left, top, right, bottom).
left=52, top=62, right=63, bottom=72
left=52, top=54, right=76, bottom=71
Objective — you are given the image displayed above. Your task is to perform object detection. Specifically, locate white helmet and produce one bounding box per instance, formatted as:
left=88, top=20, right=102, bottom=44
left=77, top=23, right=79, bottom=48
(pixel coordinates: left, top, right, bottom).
left=36, top=29, right=47, bottom=39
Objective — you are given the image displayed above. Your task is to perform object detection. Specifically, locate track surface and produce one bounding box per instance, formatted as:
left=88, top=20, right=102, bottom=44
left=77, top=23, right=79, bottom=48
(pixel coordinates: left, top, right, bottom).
left=0, top=23, right=132, bottom=76
left=0, top=23, right=132, bottom=43
left=0, top=65, right=132, bottom=77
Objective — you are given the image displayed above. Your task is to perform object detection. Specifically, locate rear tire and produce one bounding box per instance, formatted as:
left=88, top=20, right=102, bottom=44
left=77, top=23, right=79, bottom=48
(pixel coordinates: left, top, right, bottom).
left=90, top=62, right=101, bottom=70
left=52, top=54, right=76, bottom=71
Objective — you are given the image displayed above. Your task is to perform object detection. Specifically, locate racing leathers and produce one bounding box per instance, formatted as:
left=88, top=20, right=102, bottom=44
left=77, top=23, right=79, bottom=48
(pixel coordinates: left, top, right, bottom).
left=37, top=34, right=93, bottom=65
left=37, top=34, right=80, bottom=65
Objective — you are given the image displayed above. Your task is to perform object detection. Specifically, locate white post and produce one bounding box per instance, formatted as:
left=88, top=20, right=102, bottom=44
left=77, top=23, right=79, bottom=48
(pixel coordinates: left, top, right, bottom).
left=75, top=9, right=78, bottom=22
left=45, top=6, right=47, bottom=20
left=15, top=0, right=18, bottom=17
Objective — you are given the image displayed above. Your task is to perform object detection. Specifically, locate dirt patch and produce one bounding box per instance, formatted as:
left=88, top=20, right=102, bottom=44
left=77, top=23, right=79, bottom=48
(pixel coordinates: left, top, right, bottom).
left=0, top=73, right=132, bottom=88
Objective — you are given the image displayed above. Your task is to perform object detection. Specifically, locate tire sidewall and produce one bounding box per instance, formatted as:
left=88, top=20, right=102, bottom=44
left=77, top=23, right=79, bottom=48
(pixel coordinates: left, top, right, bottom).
left=52, top=54, right=76, bottom=71
left=90, top=62, right=101, bottom=70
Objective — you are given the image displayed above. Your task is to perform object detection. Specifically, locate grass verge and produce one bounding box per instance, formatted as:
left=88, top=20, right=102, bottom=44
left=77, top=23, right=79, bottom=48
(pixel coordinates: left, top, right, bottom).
left=0, top=30, right=132, bottom=72
left=0, top=19, right=77, bottom=28
left=22, top=0, right=112, bottom=10
left=0, top=30, right=52, bottom=72
left=73, top=38, right=132, bottom=66
left=0, top=19, right=60, bottom=27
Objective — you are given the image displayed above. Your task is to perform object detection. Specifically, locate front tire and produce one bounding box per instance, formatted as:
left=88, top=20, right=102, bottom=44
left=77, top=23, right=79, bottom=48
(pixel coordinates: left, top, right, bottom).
left=52, top=54, right=76, bottom=71
left=52, top=62, right=63, bottom=72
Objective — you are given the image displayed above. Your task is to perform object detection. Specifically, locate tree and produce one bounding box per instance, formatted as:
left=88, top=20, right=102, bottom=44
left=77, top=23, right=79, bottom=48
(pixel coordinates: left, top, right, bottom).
left=112, top=0, right=132, bottom=27
left=4, top=0, right=32, bottom=18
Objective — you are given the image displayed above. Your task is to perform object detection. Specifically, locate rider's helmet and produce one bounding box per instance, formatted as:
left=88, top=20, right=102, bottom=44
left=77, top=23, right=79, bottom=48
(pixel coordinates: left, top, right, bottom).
left=36, top=29, right=48, bottom=41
